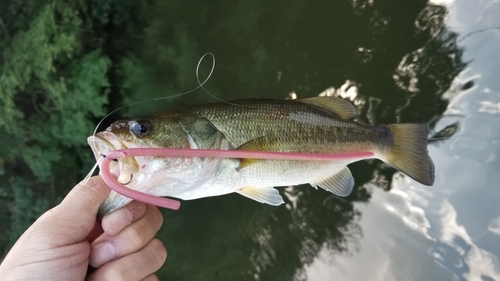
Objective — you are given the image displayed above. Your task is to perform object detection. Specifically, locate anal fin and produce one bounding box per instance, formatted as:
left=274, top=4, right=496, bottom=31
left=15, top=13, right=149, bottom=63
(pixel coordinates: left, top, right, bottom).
left=311, top=167, right=354, bottom=197
left=237, top=186, right=285, bottom=206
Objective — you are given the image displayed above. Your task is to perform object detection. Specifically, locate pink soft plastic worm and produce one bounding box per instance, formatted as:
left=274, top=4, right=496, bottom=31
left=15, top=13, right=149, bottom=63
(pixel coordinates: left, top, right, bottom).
left=100, top=148, right=374, bottom=210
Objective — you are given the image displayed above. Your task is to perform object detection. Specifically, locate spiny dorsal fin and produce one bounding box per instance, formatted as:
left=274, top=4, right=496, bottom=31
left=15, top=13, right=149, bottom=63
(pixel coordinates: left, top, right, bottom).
left=237, top=186, right=285, bottom=206
left=311, top=167, right=354, bottom=197
left=298, top=97, right=358, bottom=119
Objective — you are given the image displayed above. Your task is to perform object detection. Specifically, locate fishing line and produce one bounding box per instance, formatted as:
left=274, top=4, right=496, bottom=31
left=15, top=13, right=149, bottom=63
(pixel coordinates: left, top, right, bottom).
left=194, top=53, right=239, bottom=106
left=85, top=52, right=222, bottom=183
left=89, top=52, right=218, bottom=160
left=194, top=54, right=267, bottom=109
left=83, top=156, right=102, bottom=183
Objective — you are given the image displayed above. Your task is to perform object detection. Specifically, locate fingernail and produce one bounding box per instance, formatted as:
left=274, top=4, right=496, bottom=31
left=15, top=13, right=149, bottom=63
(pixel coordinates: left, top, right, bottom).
left=105, top=208, right=133, bottom=234
left=90, top=242, right=117, bottom=268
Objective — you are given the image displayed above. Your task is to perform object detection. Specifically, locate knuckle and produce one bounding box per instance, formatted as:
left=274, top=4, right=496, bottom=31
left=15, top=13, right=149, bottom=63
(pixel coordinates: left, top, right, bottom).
left=126, top=224, right=146, bottom=249
left=147, top=239, right=167, bottom=268
left=84, top=176, right=105, bottom=191
left=97, top=265, right=126, bottom=281
left=85, top=176, right=101, bottom=187
left=149, top=206, right=164, bottom=230
left=143, top=274, right=160, bottom=281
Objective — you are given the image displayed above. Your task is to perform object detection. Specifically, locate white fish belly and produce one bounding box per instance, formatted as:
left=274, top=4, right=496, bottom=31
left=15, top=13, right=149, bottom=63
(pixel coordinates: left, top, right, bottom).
left=171, top=157, right=367, bottom=201
left=236, top=159, right=355, bottom=188
left=172, top=158, right=244, bottom=200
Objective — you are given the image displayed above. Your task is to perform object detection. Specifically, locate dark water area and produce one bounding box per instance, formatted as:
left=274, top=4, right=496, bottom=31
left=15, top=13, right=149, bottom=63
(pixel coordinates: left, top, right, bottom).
left=2, top=0, right=500, bottom=280
left=147, top=1, right=500, bottom=280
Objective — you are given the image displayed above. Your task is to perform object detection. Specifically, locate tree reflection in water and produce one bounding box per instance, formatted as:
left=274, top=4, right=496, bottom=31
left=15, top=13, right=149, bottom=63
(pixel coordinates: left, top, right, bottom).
left=0, top=0, right=469, bottom=278
left=154, top=1, right=466, bottom=280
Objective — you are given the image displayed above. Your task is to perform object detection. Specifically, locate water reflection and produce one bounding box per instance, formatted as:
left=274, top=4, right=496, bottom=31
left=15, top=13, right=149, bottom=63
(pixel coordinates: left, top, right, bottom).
left=434, top=200, right=500, bottom=280
left=151, top=0, right=471, bottom=280
left=303, top=0, right=500, bottom=278
left=428, top=120, right=459, bottom=145
left=158, top=184, right=368, bottom=281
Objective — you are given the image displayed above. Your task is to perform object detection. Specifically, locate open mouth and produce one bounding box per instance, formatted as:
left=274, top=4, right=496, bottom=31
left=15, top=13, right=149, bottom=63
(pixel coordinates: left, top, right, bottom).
left=88, top=133, right=117, bottom=158
left=87, top=132, right=139, bottom=184
left=89, top=131, right=182, bottom=217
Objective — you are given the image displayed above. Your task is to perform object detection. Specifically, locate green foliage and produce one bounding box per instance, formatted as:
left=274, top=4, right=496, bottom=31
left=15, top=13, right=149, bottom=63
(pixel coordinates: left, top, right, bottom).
left=89, top=0, right=134, bottom=26
left=0, top=1, right=110, bottom=178
left=0, top=0, right=110, bottom=251
left=117, top=1, right=213, bottom=117
left=6, top=179, right=50, bottom=249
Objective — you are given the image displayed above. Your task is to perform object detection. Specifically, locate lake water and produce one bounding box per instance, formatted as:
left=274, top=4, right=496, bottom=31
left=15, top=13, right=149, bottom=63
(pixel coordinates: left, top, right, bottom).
left=146, top=1, right=500, bottom=280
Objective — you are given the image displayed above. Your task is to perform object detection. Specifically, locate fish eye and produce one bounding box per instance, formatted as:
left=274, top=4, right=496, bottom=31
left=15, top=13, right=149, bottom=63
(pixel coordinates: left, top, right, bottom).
left=131, top=120, right=153, bottom=137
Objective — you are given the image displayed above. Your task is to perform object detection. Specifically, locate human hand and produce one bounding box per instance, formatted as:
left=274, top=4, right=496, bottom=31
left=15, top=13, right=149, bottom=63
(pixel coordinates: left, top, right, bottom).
left=0, top=176, right=167, bottom=281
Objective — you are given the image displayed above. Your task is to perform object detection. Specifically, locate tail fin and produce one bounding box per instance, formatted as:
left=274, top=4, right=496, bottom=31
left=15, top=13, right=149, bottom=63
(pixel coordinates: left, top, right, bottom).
left=384, top=123, right=435, bottom=186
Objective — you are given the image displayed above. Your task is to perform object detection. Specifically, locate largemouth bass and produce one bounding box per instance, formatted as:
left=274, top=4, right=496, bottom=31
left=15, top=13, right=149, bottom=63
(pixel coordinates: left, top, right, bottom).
left=88, top=97, right=434, bottom=216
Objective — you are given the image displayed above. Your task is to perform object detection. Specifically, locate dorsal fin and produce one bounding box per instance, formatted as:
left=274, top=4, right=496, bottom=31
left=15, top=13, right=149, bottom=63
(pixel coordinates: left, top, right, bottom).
left=298, top=97, right=358, bottom=119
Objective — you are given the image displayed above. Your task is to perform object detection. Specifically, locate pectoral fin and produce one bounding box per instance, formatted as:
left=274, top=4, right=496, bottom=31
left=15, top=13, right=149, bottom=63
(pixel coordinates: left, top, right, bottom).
left=311, top=167, right=354, bottom=197
left=237, top=136, right=280, bottom=151
left=237, top=136, right=280, bottom=169
left=237, top=186, right=285, bottom=206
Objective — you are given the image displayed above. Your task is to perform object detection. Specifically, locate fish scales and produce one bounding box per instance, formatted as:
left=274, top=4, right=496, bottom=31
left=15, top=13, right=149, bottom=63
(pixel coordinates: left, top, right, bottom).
left=187, top=99, right=391, bottom=154
left=88, top=97, right=434, bottom=216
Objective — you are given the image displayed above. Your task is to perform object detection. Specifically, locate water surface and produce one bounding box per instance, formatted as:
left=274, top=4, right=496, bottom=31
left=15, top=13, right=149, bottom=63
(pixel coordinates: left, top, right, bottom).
left=119, top=1, right=500, bottom=280
left=150, top=1, right=500, bottom=280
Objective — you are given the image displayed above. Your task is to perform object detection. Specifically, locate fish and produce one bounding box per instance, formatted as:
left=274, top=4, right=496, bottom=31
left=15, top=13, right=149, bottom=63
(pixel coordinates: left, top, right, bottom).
left=88, top=97, right=435, bottom=217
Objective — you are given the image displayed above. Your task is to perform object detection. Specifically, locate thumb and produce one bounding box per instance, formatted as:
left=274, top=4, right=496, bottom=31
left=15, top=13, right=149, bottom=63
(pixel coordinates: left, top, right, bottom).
left=50, top=176, right=111, bottom=241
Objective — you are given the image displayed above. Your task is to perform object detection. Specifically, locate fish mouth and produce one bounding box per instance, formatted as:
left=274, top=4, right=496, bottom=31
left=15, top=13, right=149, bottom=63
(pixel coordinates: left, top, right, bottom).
left=88, top=132, right=145, bottom=217
left=87, top=132, right=140, bottom=183
left=87, top=132, right=119, bottom=159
